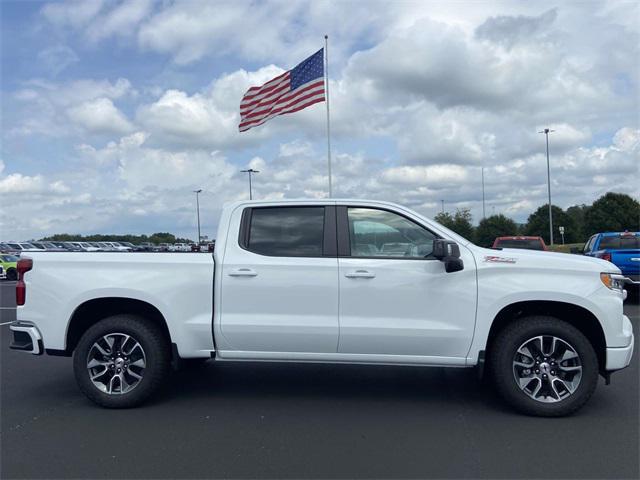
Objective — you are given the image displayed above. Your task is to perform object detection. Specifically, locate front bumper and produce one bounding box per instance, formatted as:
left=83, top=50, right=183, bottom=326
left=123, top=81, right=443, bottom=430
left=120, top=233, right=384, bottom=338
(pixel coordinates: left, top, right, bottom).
left=606, top=315, right=634, bottom=371
left=9, top=321, right=43, bottom=355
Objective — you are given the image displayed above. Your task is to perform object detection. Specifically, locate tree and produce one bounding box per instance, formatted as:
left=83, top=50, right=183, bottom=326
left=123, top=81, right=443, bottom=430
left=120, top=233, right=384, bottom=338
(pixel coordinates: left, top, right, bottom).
left=584, top=192, right=640, bottom=236
left=524, top=204, right=578, bottom=244
left=566, top=204, right=590, bottom=242
left=475, top=214, right=518, bottom=247
left=434, top=208, right=475, bottom=240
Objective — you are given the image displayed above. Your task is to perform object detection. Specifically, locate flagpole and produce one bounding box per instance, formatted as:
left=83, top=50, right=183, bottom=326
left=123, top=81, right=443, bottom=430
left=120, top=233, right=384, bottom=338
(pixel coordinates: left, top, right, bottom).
left=324, top=35, right=333, bottom=197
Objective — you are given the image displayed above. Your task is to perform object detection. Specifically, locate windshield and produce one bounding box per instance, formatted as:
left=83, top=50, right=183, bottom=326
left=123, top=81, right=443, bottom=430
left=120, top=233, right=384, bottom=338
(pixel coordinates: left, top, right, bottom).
left=1, top=255, right=19, bottom=262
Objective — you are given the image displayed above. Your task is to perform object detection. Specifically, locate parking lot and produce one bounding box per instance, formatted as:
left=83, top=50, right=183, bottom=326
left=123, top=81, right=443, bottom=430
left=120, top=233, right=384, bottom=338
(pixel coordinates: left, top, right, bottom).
left=1, top=281, right=638, bottom=479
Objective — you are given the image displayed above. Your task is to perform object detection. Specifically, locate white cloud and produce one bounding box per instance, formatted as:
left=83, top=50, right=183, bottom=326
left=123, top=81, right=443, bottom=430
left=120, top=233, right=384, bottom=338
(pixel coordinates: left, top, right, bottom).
left=36, top=45, right=79, bottom=76
left=67, top=98, right=134, bottom=135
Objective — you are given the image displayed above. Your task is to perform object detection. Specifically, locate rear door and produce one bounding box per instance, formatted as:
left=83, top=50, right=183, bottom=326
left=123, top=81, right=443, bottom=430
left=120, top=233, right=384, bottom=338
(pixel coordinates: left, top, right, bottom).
left=336, top=206, right=477, bottom=360
left=219, top=205, right=339, bottom=354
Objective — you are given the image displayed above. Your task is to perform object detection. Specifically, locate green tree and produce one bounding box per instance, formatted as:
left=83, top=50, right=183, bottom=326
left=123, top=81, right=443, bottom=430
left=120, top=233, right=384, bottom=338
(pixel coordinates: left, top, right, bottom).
left=566, top=204, right=590, bottom=242
left=524, top=204, right=578, bottom=244
left=584, top=192, right=640, bottom=235
left=475, top=214, right=518, bottom=247
left=434, top=208, right=475, bottom=240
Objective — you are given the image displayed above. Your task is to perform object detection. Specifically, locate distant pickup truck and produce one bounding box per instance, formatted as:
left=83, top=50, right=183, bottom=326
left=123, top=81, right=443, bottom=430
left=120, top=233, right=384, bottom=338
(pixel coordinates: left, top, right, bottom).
left=492, top=236, right=548, bottom=251
left=583, top=232, right=640, bottom=288
left=10, top=200, right=634, bottom=416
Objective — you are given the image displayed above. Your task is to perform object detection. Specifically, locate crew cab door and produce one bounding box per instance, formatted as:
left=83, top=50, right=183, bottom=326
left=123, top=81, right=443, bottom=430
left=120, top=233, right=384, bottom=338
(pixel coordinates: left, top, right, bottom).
left=336, top=206, right=477, bottom=360
left=219, top=205, right=339, bottom=354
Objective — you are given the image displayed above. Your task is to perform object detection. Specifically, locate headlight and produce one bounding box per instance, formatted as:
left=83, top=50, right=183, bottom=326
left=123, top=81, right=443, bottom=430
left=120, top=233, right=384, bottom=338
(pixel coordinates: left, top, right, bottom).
left=600, top=273, right=626, bottom=291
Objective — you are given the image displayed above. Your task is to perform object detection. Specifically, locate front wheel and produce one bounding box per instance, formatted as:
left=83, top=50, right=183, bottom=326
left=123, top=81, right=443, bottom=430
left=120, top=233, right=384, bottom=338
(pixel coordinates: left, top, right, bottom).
left=73, top=315, right=170, bottom=408
left=489, top=316, right=599, bottom=417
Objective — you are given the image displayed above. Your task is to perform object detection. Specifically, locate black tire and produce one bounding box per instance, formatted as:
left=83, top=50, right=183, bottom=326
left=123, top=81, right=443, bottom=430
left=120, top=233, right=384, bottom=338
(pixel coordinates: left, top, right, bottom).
left=489, top=316, right=599, bottom=417
left=73, top=314, right=170, bottom=408
left=6, top=268, right=17, bottom=281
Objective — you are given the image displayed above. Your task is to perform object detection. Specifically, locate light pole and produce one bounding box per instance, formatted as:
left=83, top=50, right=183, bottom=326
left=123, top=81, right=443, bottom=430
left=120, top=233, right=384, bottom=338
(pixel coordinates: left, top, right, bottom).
left=481, top=166, right=486, bottom=219
left=241, top=168, right=259, bottom=200
left=539, top=128, right=555, bottom=245
left=193, top=189, right=202, bottom=244
left=440, top=199, right=445, bottom=214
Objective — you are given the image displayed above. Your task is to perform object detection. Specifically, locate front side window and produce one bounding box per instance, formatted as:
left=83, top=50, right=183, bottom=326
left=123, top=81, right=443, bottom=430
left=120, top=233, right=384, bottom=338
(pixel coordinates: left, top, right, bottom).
left=247, top=207, right=325, bottom=257
left=347, top=208, right=436, bottom=258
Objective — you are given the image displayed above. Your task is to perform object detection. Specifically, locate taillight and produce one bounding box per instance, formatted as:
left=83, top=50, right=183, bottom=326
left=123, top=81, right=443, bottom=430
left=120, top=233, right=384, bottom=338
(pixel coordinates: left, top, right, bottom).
left=599, top=252, right=612, bottom=262
left=16, top=258, right=33, bottom=306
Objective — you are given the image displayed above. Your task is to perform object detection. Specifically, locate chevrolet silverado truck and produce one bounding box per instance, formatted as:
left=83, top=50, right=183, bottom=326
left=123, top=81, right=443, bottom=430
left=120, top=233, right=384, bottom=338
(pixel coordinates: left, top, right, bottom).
left=10, top=199, right=634, bottom=416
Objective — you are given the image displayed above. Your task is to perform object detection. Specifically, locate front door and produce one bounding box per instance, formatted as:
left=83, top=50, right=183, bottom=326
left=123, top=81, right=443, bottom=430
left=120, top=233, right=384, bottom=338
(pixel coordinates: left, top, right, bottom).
left=337, top=206, right=477, bottom=360
left=220, top=205, right=339, bottom=354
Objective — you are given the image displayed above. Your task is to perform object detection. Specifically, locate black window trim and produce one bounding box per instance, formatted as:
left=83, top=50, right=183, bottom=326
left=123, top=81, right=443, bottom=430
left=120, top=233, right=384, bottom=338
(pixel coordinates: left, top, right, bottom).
left=238, top=205, right=337, bottom=258
left=337, top=205, right=441, bottom=260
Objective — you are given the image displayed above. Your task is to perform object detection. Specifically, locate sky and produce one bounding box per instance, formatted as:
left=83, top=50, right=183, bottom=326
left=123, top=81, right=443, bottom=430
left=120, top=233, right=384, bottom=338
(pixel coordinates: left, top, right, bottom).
left=1, top=0, right=638, bottom=241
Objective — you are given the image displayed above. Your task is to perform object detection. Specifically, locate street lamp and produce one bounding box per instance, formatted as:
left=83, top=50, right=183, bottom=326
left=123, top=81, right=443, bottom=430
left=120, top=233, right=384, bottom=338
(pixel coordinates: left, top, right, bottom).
left=240, top=168, right=259, bottom=200
left=539, top=128, right=555, bottom=245
left=481, top=166, right=486, bottom=219
left=193, top=189, right=202, bottom=244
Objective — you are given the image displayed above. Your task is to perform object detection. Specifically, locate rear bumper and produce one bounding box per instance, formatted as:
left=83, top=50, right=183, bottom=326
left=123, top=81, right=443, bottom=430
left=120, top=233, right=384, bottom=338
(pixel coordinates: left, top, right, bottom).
left=9, top=322, right=43, bottom=355
left=606, top=315, right=634, bottom=371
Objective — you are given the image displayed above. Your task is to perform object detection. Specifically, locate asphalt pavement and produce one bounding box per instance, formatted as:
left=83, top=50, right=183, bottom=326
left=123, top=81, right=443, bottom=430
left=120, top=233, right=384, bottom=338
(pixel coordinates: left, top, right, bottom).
left=1, top=280, right=638, bottom=479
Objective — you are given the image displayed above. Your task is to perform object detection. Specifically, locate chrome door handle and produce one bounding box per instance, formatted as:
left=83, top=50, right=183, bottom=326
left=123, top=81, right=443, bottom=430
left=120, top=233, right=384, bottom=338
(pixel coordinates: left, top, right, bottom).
left=228, top=268, right=258, bottom=277
left=344, top=270, right=376, bottom=279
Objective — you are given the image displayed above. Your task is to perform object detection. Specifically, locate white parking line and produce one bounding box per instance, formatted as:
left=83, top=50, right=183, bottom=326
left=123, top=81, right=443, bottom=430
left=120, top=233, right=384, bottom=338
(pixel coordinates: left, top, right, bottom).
left=0, top=307, right=16, bottom=310
left=0, top=321, right=14, bottom=326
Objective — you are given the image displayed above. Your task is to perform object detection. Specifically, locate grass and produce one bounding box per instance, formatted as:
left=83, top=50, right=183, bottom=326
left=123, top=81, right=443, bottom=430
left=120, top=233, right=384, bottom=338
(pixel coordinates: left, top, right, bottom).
left=547, top=243, right=584, bottom=254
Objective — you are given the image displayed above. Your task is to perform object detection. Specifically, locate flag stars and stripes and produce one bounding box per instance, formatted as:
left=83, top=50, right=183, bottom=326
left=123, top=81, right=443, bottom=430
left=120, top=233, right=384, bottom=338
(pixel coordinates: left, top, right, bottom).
left=239, top=48, right=325, bottom=132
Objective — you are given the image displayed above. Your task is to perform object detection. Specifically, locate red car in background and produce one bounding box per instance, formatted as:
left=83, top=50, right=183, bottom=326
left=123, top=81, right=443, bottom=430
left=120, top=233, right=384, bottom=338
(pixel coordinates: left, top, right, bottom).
left=492, top=236, right=548, bottom=251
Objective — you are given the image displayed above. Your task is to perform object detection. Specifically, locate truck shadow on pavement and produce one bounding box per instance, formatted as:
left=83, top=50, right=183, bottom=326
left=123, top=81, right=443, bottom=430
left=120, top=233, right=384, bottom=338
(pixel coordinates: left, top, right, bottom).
left=158, top=361, right=514, bottom=414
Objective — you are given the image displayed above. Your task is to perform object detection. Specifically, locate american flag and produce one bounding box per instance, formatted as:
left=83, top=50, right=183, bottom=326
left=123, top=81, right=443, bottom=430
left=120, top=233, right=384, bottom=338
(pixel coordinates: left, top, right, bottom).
left=239, top=49, right=325, bottom=132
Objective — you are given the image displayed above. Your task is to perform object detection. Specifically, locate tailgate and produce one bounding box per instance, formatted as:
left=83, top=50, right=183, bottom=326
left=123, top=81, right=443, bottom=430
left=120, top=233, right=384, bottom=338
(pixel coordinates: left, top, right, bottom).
left=611, top=249, right=640, bottom=275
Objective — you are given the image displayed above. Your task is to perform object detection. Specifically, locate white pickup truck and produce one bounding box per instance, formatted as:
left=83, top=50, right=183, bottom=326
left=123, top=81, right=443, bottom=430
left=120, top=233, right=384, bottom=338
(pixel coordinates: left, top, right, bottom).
left=11, top=199, right=634, bottom=416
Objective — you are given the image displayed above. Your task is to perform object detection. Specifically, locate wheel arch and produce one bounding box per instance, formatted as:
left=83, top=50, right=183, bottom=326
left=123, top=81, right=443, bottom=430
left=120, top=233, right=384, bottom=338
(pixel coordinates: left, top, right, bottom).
left=63, top=297, right=171, bottom=355
left=485, top=300, right=607, bottom=372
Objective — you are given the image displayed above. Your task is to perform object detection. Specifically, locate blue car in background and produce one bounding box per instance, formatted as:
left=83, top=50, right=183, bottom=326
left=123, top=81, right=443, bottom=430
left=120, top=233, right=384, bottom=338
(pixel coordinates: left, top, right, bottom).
left=583, top=232, right=640, bottom=291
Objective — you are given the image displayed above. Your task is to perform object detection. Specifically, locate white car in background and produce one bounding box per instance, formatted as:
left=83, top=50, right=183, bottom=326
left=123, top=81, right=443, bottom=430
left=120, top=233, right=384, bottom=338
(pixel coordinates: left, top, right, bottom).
left=105, top=242, right=131, bottom=252
left=6, top=242, right=46, bottom=253
left=173, top=243, right=191, bottom=252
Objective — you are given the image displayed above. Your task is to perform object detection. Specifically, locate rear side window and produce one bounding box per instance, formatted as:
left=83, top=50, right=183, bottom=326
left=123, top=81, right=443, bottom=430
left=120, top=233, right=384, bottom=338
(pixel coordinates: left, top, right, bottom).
left=246, top=207, right=325, bottom=257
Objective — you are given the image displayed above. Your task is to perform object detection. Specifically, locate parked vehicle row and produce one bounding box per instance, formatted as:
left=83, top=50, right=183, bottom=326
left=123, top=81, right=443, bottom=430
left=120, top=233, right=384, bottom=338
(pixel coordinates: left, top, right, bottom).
left=1, top=241, right=215, bottom=255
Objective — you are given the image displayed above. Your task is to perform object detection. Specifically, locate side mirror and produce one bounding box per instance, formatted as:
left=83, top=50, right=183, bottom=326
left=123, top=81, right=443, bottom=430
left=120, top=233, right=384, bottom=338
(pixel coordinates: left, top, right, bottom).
left=433, top=239, right=464, bottom=273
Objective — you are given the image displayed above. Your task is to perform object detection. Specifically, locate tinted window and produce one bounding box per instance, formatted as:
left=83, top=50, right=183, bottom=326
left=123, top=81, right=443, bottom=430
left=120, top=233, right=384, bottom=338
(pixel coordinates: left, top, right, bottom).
left=248, top=207, right=325, bottom=257
left=348, top=208, right=436, bottom=258
left=599, top=235, right=640, bottom=250
left=495, top=239, right=545, bottom=250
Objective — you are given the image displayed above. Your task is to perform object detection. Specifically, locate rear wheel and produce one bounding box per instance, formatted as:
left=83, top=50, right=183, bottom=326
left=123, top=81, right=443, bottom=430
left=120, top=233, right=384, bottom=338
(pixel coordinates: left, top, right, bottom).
left=489, top=316, right=599, bottom=416
left=73, top=314, right=170, bottom=408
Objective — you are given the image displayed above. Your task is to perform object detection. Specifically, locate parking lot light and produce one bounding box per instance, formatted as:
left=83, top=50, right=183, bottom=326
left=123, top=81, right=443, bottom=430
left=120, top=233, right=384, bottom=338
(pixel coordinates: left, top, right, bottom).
left=539, top=128, right=555, bottom=245
left=193, top=189, right=202, bottom=244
